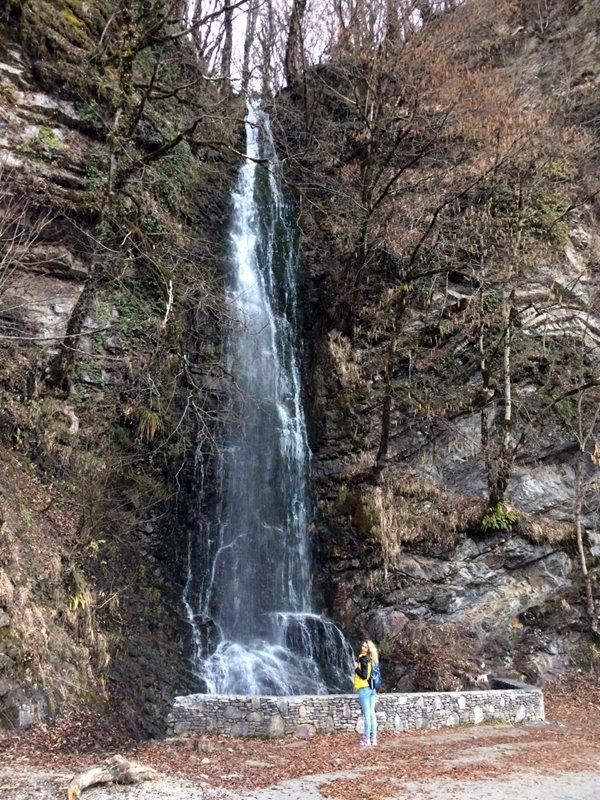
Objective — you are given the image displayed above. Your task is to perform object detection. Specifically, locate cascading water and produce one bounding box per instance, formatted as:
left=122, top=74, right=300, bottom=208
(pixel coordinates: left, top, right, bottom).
left=185, top=107, right=354, bottom=695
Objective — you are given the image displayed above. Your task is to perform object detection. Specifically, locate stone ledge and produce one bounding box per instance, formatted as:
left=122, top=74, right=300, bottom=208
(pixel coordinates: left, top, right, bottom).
left=167, top=685, right=544, bottom=739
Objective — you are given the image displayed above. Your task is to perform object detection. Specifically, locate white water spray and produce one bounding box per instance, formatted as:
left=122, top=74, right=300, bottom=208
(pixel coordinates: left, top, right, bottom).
left=185, top=107, right=353, bottom=694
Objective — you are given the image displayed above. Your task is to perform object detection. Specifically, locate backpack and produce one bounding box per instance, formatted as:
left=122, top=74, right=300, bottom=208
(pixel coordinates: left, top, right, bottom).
left=369, top=661, right=381, bottom=689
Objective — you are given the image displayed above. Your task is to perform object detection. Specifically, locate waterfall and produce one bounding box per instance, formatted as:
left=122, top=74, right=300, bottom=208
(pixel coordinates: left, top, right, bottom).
left=185, top=107, right=354, bottom=695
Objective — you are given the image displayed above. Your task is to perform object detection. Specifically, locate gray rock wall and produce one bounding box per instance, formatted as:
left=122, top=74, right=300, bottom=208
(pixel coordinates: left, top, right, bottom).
left=167, top=687, right=544, bottom=739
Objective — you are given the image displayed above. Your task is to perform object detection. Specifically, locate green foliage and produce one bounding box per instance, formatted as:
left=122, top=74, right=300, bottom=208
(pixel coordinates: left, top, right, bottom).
left=66, top=567, right=89, bottom=613
left=75, top=357, right=104, bottom=387
left=20, top=507, right=34, bottom=525
left=111, top=290, right=155, bottom=332
left=85, top=148, right=108, bottom=189
left=135, top=408, right=162, bottom=443
left=60, top=8, right=85, bottom=30
left=489, top=160, right=571, bottom=246
left=18, top=125, right=63, bottom=163
left=38, top=125, right=63, bottom=150
left=75, top=99, right=100, bottom=123
left=527, top=190, right=569, bottom=245
left=68, top=592, right=87, bottom=612
left=144, top=141, right=201, bottom=217
left=482, top=290, right=500, bottom=311
left=482, top=502, right=517, bottom=532
left=140, top=214, right=168, bottom=237
left=21, top=0, right=100, bottom=53
left=145, top=586, right=162, bottom=605
left=539, top=160, right=571, bottom=182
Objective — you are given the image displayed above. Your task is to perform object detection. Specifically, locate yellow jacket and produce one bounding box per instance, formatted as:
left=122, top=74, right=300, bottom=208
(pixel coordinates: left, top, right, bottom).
left=354, top=652, right=371, bottom=690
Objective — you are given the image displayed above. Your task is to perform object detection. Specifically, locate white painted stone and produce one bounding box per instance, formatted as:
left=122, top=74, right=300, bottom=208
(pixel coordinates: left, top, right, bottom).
left=473, top=706, right=484, bottom=724
left=514, top=705, right=526, bottom=723
left=268, top=715, right=286, bottom=737
left=457, top=696, right=467, bottom=710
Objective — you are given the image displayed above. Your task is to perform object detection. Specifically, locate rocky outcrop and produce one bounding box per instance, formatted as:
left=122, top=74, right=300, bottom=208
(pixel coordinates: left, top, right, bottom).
left=307, top=210, right=600, bottom=680
left=291, top=3, right=600, bottom=686
left=0, top=42, right=96, bottom=344
left=0, top=4, right=237, bottom=734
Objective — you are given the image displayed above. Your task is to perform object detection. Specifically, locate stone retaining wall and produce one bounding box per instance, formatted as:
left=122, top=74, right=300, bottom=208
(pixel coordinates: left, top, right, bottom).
left=167, top=683, right=544, bottom=739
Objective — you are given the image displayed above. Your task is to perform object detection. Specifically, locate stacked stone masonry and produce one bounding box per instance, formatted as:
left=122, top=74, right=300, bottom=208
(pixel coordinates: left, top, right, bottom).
left=167, top=686, right=544, bottom=739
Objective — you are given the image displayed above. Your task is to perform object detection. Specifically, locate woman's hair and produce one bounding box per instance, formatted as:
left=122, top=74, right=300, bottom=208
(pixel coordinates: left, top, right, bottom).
left=361, top=639, right=379, bottom=664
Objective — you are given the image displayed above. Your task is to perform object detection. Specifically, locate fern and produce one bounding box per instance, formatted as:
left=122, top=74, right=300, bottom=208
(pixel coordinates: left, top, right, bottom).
left=136, top=408, right=162, bottom=442
left=482, top=502, right=517, bottom=532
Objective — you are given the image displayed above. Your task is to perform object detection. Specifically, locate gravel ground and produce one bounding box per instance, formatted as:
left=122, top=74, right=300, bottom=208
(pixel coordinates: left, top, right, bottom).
left=2, top=765, right=597, bottom=800
left=2, top=722, right=599, bottom=800
left=2, top=678, right=600, bottom=800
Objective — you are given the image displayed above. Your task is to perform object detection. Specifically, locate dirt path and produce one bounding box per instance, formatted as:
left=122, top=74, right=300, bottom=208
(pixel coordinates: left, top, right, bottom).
left=1, top=677, right=599, bottom=800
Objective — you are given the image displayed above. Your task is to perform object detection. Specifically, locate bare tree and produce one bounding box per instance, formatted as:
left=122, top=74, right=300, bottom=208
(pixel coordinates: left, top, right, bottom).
left=284, top=0, right=307, bottom=86
left=220, top=0, right=235, bottom=93
left=241, top=0, right=260, bottom=92
left=45, top=0, right=241, bottom=393
left=574, top=387, right=600, bottom=637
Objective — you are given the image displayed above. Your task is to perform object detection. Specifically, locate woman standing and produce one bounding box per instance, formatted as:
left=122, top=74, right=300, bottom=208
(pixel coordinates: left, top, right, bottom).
left=354, top=639, right=379, bottom=746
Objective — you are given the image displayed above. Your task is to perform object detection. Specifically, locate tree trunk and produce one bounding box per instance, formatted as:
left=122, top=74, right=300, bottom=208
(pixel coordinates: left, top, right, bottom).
left=241, top=0, right=259, bottom=93
left=220, top=0, right=234, bottom=94
left=375, top=373, right=391, bottom=473
left=284, top=0, right=307, bottom=87
left=45, top=280, right=96, bottom=396
left=496, top=285, right=514, bottom=504
left=575, top=446, right=598, bottom=635
left=479, top=289, right=496, bottom=502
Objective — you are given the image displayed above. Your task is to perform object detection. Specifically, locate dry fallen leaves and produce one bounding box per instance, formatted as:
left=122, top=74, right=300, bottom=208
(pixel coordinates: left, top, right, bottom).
left=0, top=673, right=599, bottom=800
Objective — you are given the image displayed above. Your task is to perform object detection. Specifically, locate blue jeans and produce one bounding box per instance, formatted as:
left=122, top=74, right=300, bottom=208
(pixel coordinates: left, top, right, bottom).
left=358, top=687, right=377, bottom=741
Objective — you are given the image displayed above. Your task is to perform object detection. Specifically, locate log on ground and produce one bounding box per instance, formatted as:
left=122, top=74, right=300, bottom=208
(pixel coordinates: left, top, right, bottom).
left=67, top=754, right=159, bottom=799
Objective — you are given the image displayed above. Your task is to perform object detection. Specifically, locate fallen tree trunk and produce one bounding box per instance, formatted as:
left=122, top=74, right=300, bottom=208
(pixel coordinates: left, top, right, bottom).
left=67, top=754, right=159, bottom=799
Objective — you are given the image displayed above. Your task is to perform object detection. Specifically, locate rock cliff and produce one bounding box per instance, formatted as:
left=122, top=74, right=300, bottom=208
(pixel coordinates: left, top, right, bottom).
left=0, top=0, right=239, bottom=734
left=274, top=0, right=600, bottom=689
left=0, top=0, right=599, bottom=733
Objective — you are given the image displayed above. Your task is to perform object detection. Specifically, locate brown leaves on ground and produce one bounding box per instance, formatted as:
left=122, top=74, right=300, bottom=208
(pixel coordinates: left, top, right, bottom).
left=1, top=674, right=600, bottom=800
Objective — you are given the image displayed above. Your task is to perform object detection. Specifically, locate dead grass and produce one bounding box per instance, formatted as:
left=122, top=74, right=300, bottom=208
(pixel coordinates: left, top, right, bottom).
left=362, top=469, right=484, bottom=571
